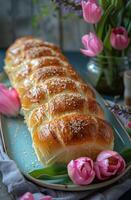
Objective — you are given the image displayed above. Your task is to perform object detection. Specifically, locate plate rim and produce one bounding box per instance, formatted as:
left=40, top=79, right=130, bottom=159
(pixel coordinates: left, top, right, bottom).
left=90, top=85, right=131, bottom=142
left=24, top=165, right=131, bottom=191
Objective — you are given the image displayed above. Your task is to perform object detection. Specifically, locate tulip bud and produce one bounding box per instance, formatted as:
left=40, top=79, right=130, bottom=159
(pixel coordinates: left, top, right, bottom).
left=126, top=118, right=131, bottom=135
left=94, top=150, right=126, bottom=180
left=20, top=192, right=52, bottom=200
left=81, top=32, right=103, bottom=57
left=81, top=0, right=102, bottom=24
left=67, top=157, right=95, bottom=185
left=20, top=192, right=34, bottom=200
left=0, top=83, right=21, bottom=117
left=127, top=121, right=131, bottom=128
left=110, top=27, right=130, bottom=50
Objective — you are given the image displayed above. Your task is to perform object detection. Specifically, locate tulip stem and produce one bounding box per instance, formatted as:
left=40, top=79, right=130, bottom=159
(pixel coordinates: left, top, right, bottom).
left=93, top=24, right=96, bottom=32
left=122, top=50, right=125, bottom=57
left=95, top=55, right=105, bottom=87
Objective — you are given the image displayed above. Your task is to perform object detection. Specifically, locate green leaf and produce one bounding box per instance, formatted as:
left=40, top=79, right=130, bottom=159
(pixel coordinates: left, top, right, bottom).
left=40, top=6, right=50, bottom=16
left=111, top=0, right=123, bottom=9
left=31, top=173, right=72, bottom=184
left=120, top=148, right=131, bottom=165
left=29, top=163, right=67, bottom=178
left=115, top=0, right=124, bottom=10
left=104, top=26, right=112, bottom=50
left=98, top=0, right=124, bottom=35
left=41, top=176, right=72, bottom=184
left=97, top=4, right=114, bottom=39
left=37, top=174, right=68, bottom=180
left=98, top=0, right=109, bottom=10
left=103, top=68, right=113, bottom=87
left=127, top=22, right=131, bottom=34
left=125, top=0, right=131, bottom=9
left=32, top=15, right=42, bottom=28
left=37, top=174, right=71, bottom=185
left=126, top=127, right=131, bottom=136
left=28, top=163, right=73, bottom=184
left=32, top=0, right=39, bottom=4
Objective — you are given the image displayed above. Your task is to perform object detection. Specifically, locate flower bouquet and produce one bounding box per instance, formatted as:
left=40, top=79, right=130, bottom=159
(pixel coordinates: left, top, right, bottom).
left=52, top=0, right=131, bottom=94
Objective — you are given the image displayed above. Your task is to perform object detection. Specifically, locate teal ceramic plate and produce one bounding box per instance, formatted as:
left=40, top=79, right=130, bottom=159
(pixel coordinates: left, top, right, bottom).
left=0, top=91, right=131, bottom=191
left=0, top=72, right=131, bottom=191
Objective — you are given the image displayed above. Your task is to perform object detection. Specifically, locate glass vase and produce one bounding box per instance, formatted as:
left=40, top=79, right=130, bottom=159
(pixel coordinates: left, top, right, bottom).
left=86, top=56, right=131, bottom=95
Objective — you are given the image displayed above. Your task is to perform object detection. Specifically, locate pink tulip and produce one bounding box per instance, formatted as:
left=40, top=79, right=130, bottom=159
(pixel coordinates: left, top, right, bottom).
left=81, top=0, right=102, bottom=24
left=67, top=157, right=95, bottom=185
left=0, top=83, right=21, bottom=116
left=20, top=192, right=52, bottom=200
left=94, top=150, right=126, bottom=180
left=20, top=192, right=34, bottom=200
left=127, top=121, right=131, bottom=129
left=110, top=27, right=130, bottom=50
left=81, top=32, right=103, bottom=57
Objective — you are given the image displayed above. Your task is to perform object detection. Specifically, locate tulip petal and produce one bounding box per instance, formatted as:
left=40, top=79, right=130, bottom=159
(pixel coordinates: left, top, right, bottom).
left=95, top=150, right=126, bottom=180
left=20, top=192, right=34, bottom=200
left=67, top=157, right=95, bottom=185
left=81, top=0, right=102, bottom=24
left=81, top=34, right=90, bottom=48
left=110, top=27, right=129, bottom=50
left=80, top=49, right=97, bottom=57
left=0, top=83, right=21, bottom=116
left=81, top=32, right=103, bottom=57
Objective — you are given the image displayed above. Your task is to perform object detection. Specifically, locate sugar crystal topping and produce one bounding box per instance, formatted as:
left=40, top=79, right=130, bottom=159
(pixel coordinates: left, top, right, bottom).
left=17, top=64, right=30, bottom=76
left=30, top=56, right=68, bottom=68
left=69, top=119, right=89, bottom=134
left=26, top=46, right=59, bottom=59
left=28, top=86, right=43, bottom=98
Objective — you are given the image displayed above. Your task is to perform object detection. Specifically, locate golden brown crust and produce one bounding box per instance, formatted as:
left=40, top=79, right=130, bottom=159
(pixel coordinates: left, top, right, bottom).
left=5, top=36, right=114, bottom=165
left=22, top=86, right=45, bottom=110
left=38, top=114, right=113, bottom=147
left=47, top=94, right=104, bottom=119
left=28, top=105, right=47, bottom=129
left=33, top=114, right=113, bottom=163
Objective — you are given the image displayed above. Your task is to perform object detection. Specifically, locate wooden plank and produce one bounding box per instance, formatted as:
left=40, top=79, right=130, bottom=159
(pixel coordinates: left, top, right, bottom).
left=62, top=17, right=89, bottom=50
left=32, top=0, right=60, bottom=46
left=11, top=0, right=33, bottom=39
left=0, top=0, right=12, bottom=48
left=0, top=0, right=89, bottom=51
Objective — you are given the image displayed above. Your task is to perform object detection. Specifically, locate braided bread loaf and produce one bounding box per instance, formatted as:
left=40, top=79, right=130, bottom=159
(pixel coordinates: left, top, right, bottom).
left=5, top=36, right=114, bottom=165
